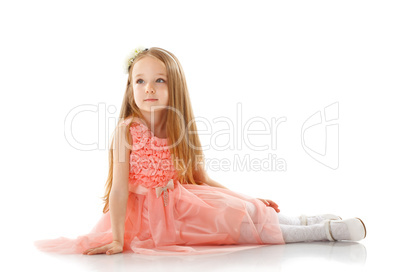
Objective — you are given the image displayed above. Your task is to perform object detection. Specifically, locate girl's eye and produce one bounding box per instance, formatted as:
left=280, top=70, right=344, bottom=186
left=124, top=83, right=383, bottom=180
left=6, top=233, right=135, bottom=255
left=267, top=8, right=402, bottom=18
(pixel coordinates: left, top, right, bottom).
left=136, top=78, right=166, bottom=84
left=156, top=78, right=165, bottom=83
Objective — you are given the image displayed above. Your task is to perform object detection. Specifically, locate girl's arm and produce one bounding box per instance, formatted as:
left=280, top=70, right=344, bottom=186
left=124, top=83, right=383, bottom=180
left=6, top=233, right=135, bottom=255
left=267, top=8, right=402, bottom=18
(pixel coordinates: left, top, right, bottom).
left=83, top=124, right=130, bottom=255
left=192, top=163, right=280, bottom=212
left=109, top=124, right=131, bottom=245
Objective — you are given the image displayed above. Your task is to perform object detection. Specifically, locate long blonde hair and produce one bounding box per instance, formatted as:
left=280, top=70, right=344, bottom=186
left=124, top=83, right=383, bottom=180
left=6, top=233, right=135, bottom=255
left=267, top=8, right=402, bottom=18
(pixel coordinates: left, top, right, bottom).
left=101, top=47, right=206, bottom=213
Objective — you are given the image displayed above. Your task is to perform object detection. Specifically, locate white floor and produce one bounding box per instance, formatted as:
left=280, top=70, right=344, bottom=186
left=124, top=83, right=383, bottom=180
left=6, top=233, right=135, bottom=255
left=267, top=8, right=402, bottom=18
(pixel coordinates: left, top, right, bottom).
left=12, top=236, right=395, bottom=272
left=2, top=212, right=399, bottom=272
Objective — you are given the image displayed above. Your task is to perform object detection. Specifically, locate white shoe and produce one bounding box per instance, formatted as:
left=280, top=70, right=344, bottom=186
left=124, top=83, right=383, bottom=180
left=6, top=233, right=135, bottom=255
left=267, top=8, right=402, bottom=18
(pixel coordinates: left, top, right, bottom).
left=324, top=218, right=367, bottom=241
left=299, top=214, right=342, bottom=225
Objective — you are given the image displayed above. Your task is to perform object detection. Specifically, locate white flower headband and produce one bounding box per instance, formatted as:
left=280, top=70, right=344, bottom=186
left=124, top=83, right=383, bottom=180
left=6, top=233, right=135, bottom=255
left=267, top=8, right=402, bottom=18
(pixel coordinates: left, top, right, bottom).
left=123, top=46, right=149, bottom=74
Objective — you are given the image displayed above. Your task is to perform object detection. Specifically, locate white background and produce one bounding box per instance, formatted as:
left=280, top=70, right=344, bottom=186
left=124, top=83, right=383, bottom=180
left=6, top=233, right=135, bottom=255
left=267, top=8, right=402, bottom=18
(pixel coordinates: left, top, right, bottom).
left=1, top=0, right=401, bottom=271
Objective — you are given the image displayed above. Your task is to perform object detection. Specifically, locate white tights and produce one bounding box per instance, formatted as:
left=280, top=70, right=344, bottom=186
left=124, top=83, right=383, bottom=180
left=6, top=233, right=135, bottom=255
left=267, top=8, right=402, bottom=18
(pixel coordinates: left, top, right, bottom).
left=238, top=202, right=344, bottom=243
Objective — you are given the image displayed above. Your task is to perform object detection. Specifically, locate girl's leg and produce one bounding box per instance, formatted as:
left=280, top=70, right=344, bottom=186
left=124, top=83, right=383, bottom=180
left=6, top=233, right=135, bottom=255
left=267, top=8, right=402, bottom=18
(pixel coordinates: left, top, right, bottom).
left=239, top=221, right=352, bottom=244
left=238, top=202, right=324, bottom=243
left=278, top=221, right=351, bottom=243
left=279, top=224, right=327, bottom=243
left=277, top=213, right=341, bottom=225
left=238, top=201, right=362, bottom=244
left=277, top=213, right=301, bottom=225
left=244, top=201, right=303, bottom=225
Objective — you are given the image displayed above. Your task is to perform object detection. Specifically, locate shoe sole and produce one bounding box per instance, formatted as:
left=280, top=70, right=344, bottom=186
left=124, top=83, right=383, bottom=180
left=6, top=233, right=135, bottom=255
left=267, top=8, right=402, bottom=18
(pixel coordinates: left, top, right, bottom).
left=355, top=217, right=367, bottom=238
left=326, top=218, right=366, bottom=241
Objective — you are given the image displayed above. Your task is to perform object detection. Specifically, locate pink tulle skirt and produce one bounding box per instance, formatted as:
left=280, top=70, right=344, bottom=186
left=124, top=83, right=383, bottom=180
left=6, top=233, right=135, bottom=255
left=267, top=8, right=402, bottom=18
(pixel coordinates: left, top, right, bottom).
left=34, top=182, right=284, bottom=255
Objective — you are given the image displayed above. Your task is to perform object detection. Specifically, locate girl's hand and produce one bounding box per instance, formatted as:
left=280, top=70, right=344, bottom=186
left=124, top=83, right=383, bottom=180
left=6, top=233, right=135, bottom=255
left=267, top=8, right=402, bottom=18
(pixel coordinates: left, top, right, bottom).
left=82, top=240, right=123, bottom=255
left=257, top=198, right=280, bottom=213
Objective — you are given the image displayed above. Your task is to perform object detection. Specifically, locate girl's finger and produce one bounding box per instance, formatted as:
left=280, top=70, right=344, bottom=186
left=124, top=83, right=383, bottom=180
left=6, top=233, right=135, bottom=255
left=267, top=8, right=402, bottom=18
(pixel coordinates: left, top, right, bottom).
left=88, top=248, right=102, bottom=255
left=83, top=249, right=94, bottom=255
left=269, top=201, right=278, bottom=207
left=87, top=246, right=106, bottom=255
left=87, top=249, right=98, bottom=255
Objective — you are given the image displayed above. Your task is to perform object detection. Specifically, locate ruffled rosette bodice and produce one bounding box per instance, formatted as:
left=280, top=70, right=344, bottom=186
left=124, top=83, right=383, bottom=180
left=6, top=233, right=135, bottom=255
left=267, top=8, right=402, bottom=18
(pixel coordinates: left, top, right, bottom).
left=128, top=122, right=178, bottom=188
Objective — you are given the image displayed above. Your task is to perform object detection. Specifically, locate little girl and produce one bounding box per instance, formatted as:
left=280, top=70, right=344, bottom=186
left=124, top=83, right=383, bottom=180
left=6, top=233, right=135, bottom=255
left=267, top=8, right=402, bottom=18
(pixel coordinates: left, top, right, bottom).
left=34, top=47, right=366, bottom=256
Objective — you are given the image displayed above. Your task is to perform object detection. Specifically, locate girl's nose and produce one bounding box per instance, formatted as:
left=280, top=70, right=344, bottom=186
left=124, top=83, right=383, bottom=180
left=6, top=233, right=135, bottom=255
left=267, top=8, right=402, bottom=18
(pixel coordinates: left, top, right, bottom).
left=145, top=85, right=155, bottom=93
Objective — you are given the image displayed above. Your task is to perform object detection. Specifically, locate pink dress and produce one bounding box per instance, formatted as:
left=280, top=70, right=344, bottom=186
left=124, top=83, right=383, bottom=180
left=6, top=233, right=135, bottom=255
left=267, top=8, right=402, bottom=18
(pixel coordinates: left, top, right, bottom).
left=34, top=120, right=285, bottom=255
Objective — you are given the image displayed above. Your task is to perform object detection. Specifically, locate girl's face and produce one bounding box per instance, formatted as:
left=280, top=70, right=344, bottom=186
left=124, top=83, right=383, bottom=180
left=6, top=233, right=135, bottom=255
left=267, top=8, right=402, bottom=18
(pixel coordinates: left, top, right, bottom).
left=131, top=56, right=169, bottom=114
